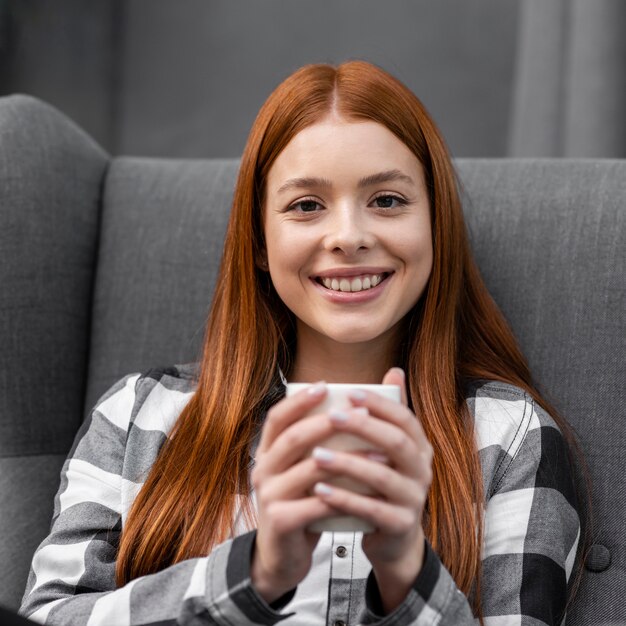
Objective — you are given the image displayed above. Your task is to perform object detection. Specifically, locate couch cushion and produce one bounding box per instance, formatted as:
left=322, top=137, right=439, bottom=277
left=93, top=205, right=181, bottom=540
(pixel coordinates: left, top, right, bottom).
left=85, top=158, right=238, bottom=413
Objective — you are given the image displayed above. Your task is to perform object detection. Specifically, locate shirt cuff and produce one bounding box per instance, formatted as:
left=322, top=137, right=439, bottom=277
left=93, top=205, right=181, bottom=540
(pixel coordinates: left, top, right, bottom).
left=362, top=539, right=441, bottom=624
left=217, top=529, right=296, bottom=623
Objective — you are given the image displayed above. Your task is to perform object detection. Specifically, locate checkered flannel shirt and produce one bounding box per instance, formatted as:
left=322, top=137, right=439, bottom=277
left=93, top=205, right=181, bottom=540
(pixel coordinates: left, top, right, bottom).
left=20, top=363, right=580, bottom=625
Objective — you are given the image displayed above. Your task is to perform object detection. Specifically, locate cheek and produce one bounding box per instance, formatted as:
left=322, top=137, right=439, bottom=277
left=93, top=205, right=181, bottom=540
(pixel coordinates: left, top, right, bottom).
left=268, top=235, right=302, bottom=270
left=394, top=227, right=433, bottom=272
left=266, top=227, right=317, bottom=283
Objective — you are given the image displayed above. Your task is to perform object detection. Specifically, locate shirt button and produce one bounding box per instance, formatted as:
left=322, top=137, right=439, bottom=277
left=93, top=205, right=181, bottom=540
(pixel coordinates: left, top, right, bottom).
left=334, top=621, right=346, bottom=626
left=335, top=545, right=348, bottom=558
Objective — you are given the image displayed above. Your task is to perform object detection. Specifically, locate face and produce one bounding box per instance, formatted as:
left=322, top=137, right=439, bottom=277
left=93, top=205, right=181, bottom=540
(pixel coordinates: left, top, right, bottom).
left=262, top=116, right=433, bottom=351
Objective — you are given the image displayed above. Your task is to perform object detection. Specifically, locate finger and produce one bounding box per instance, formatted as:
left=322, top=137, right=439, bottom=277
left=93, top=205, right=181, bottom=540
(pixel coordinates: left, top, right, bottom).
left=381, top=367, right=408, bottom=407
left=328, top=409, right=432, bottom=479
left=255, top=456, right=333, bottom=503
left=261, top=496, right=340, bottom=535
left=346, top=386, right=428, bottom=448
left=256, top=412, right=337, bottom=476
left=312, top=482, right=420, bottom=536
left=311, top=447, right=424, bottom=508
left=257, top=382, right=327, bottom=455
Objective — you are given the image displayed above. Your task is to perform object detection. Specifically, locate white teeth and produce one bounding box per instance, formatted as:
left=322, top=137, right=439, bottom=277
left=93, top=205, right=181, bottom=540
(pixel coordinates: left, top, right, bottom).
left=318, top=273, right=386, bottom=293
left=351, top=277, right=362, bottom=292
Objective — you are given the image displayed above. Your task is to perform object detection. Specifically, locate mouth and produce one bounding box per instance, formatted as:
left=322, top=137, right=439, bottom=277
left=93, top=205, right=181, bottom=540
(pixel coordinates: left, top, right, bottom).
left=314, top=272, right=393, bottom=293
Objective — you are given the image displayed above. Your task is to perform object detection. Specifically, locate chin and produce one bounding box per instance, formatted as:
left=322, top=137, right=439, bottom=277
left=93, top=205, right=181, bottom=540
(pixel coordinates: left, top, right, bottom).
left=322, top=327, right=386, bottom=345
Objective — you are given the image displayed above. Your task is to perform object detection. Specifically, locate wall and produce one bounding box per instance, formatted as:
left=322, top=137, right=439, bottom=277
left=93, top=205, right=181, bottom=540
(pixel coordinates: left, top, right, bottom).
left=0, top=0, right=520, bottom=157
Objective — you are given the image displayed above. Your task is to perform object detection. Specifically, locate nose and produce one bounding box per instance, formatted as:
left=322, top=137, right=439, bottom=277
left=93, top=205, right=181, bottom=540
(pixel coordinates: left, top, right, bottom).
left=324, top=205, right=375, bottom=256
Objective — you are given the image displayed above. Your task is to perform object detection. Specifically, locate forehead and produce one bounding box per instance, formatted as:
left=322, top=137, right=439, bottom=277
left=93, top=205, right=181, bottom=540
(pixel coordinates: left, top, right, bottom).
left=266, top=118, right=424, bottom=189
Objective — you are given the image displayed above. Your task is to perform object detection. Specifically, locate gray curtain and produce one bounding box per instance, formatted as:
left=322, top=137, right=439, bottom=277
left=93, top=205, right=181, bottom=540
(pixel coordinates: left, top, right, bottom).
left=2, top=0, right=626, bottom=158
left=509, top=0, right=626, bottom=157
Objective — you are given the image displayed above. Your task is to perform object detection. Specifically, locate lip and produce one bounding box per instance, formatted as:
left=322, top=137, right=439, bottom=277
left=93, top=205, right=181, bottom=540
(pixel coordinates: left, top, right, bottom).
left=310, top=272, right=393, bottom=303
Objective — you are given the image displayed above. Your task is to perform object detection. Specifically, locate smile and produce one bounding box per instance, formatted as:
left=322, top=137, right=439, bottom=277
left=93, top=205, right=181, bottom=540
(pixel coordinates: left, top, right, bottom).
left=315, top=272, right=391, bottom=293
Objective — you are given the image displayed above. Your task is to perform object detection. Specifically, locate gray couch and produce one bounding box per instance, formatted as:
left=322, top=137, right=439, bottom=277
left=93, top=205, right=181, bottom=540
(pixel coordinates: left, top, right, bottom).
left=0, top=94, right=624, bottom=624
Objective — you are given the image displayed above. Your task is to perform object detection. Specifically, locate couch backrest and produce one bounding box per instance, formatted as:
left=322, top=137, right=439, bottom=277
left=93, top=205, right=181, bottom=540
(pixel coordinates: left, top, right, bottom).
left=1, top=95, right=624, bottom=623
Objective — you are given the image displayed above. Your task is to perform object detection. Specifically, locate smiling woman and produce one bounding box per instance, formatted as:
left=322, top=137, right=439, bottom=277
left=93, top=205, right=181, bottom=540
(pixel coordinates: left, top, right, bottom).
left=19, top=61, right=585, bottom=626
left=263, top=118, right=433, bottom=371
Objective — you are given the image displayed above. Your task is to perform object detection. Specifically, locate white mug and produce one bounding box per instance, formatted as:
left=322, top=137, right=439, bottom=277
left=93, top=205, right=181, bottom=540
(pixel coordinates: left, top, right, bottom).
left=285, top=382, right=401, bottom=533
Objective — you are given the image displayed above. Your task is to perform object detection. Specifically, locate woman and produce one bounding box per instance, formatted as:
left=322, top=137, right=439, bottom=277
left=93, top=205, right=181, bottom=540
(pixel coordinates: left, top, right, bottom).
left=20, top=61, right=584, bottom=625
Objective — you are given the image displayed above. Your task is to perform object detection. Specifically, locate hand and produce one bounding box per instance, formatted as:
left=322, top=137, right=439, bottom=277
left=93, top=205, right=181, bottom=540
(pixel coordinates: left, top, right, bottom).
left=310, top=368, right=433, bottom=613
left=250, top=382, right=354, bottom=603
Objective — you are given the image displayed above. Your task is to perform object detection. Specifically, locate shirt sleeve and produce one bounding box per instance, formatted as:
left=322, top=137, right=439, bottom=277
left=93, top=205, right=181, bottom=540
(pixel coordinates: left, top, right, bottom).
left=18, top=372, right=293, bottom=626
left=359, top=395, right=581, bottom=626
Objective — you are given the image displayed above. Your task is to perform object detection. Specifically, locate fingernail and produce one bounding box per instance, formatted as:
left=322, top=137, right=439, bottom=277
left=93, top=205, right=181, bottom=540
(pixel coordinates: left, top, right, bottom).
left=312, top=447, right=335, bottom=462
left=308, top=381, right=327, bottom=396
left=348, top=389, right=366, bottom=402
left=391, top=367, right=405, bottom=379
left=314, top=482, right=333, bottom=496
left=329, top=409, right=349, bottom=422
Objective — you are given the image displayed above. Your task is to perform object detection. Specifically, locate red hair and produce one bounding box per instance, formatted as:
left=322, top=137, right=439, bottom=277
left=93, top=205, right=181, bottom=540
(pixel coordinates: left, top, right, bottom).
left=116, top=61, right=583, bottom=618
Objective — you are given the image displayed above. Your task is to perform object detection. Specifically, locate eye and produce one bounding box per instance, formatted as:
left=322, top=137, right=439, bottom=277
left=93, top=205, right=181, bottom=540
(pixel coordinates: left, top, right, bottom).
left=287, top=198, right=322, bottom=213
left=372, top=194, right=407, bottom=209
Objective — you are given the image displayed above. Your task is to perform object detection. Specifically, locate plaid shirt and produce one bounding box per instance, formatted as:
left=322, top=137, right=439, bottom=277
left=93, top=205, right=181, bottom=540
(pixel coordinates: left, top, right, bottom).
left=20, top=363, right=580, bottom=625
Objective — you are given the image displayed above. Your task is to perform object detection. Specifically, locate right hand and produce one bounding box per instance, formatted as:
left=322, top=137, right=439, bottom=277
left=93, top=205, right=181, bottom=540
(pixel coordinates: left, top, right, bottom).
left=250, top=382, right=340, bottom=603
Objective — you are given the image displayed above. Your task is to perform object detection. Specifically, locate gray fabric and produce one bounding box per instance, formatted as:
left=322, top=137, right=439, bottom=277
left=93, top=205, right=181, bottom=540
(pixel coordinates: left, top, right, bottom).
left=565, top=0, right=626, bottom=156
left=84, top=158, right=237, bottom=414
left=510, top=0, right=626, bottom=157
left=508, top=1, right=570, bottom=157
left=456, top=159, right=626, bottom=625
left=0, top=454, right=67, bottom=609
left=0, top=94, right=109, bottom=457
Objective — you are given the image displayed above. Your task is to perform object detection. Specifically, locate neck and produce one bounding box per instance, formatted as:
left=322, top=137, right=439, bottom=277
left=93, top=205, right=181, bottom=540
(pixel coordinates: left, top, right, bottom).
left=288, top=326, right=401, bottom=384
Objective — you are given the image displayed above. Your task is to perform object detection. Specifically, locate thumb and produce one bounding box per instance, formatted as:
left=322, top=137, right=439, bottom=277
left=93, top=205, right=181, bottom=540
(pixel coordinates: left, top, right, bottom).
left=382, top=367, right=408, bottom=406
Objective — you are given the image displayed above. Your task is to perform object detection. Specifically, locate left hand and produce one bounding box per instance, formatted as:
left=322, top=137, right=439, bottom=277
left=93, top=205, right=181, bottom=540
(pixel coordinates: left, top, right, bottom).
left=311, top=367, right=433, bottom=612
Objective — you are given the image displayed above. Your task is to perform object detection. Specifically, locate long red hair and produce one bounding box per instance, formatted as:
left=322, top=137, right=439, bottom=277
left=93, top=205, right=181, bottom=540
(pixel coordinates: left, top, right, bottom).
left=115, top=61, right=584, bottom=617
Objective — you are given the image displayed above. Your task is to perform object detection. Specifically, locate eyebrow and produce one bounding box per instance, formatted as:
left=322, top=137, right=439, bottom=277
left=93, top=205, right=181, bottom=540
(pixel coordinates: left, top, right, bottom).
left=276, top=169, right=415, bottom=193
